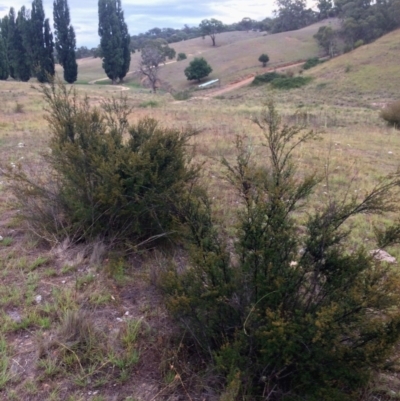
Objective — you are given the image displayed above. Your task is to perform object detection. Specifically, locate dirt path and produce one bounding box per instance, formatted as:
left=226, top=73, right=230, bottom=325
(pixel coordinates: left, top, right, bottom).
left=205, top=60, right=308, bottom=98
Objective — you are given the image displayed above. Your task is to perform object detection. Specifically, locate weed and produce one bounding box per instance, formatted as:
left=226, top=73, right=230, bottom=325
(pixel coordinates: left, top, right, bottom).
left=37, top=357, right=61, bottom=379
left=271, top=75, right=312, bottom=89
left=0, top=335, right=11, bottom=390
left=302, top=57, right=321, bottom=70
left=28, top=256, right=49, bottom=271
left=0, top=237, right=13, bottom=247
left=13, top=102, right=24, bottom=113
left=138, top=100, right=159, bottom=108
left=252, top=72, right=282, bottom=85
left=173, top=90, right=192, bottom=101
left=76, top=273, right=96, bottom=290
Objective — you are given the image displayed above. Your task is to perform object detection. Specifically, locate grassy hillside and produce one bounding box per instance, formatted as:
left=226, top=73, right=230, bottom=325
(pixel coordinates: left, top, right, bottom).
left=303, top=28, right=400, bottom=105
left=72, top=19, right=339, bottom=89
left=3, top=20, right=400, bottom=401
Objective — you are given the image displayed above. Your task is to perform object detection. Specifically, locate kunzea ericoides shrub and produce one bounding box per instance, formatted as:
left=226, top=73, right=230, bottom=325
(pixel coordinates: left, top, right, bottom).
left=161, top=101, right=400, bottom=400
left=6, top=79, right=201, bottom=246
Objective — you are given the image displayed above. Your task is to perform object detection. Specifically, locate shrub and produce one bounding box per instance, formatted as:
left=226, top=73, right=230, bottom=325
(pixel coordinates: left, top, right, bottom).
left=184, top=57, right=212, bottom=82
left=177, top=52, right=187, bottom=61
left=162, top=102, right=400, bottom=400
left=258, top=53, right=269, bottom=67
left=138, top=100, right=159, bottom=108
left=173, top=90, right=192, bottom=101
left=271, top=75, right=312, bottom=89
left=251, top=72, right=283, bottom=85
left=354, top=39, right=364, bottom=48
left=380, top=100, right=400, bottom=129
left=5, top=80, right=201, bottom=246
left=302, top=57, right=321, bottom=70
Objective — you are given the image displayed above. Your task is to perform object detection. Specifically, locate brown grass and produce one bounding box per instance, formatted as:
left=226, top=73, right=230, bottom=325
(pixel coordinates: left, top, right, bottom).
left=1, top=25, right=400, bottom=399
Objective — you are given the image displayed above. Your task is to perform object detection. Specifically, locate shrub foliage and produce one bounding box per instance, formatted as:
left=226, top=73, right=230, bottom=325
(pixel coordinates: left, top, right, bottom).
left=6, top=80, right=200, bottom=245
left=380, top=100, right=400, bottom=129
left=162, top=102, right=400, bottom=400
left=302, top=57, right=321, bottom=70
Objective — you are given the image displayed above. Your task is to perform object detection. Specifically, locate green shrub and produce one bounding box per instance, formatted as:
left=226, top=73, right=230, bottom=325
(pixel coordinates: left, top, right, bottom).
left=354, top=39, right=364, bottom=48
left=177, top=52, right=187, bottom=61
left=173, top=90, right=192, bottom=101
left=251, top=72, right=283, bottom=85
left=162, top=102, right=400, bottom=400
left=380, top=100, right=400, bottom=129
left=6, top=80, right=201, bottom=246
left=138, top=100, right=159, bottom=108
left=302, top=57, right=321, bottom=70
left=258, top=53, right=269, bottom=67
left=271, top=75, right=312, bottom=89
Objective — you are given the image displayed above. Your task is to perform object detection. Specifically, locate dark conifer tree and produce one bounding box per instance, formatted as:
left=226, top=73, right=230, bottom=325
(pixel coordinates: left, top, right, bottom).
left=98, top=0, right=130, bottom=84
left=0, top=35, right=9, bottom=80
left=6, top=9, right=17, bottom=79
left=117, top=1, right=130, bottom=82
left=30, top=0, right=55, bottom=82
left=53, top=0, right=77, bottom=83
left=14, top=7, right=32, bottom=82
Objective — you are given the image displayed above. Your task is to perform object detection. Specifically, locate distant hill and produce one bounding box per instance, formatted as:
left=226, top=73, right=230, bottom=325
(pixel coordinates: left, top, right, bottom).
left=303, top=28, right=400, bottom=104
left=73, top=19, right=340, bottom=90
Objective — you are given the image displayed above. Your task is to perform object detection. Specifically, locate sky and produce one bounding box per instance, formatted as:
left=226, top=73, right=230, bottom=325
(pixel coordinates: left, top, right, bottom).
left=0, top=0, right=312, bottom=48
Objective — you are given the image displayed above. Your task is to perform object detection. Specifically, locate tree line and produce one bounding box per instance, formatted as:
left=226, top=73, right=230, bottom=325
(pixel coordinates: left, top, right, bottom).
left=0, top=0, right=76, bottom=83
left=0, top=0, right=131, bottom=84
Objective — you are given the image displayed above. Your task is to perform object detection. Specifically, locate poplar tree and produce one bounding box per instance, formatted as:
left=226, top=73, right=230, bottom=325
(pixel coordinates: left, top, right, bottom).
left=5, top=9, right=16, bottom=79
left=53, top=0, right=78, bottom=83
left=30, top=0, right=55, bottom=82
left=0, top=35, right=9, bottom=80
left=98, top=0, right=130, bottom=84
left=14, top=7, right=32, bottom=82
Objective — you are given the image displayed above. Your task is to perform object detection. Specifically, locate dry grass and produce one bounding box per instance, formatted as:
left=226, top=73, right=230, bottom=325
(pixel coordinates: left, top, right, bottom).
left=1, top=25, right=400, bottom=399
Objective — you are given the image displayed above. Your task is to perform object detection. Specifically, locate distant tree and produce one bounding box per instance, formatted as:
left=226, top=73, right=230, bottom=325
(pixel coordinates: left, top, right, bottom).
left=258, top=53, right=270, bottom=67
left=314, top=25, right=337, bottom=57
left=139, top=39, right=176, bottom=93
left=53, top=0, right=78, bottom=83
left=14, top=7, right=32, bottom=82
left=184, top=57, right=212, bottom=83
left=98, top=0, right=130, bottom=84
left=3, top=9, right=16, bottom=79
left=241, top=17, right=252, bottom=31
left=0, top=35, right=9, bottom=80
left=273, top=0, right=317, bottom=33
left=30, top=0, right=55, bottom=82
left=177, top=52, right=187, bottom=61
left=317, top=0, right=334, bottom=19
left=199, top=18, right=224, bottom=46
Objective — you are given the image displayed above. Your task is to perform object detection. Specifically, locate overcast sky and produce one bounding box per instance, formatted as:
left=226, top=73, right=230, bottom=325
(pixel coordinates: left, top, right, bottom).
left=0, top=0, right=312, bottom=48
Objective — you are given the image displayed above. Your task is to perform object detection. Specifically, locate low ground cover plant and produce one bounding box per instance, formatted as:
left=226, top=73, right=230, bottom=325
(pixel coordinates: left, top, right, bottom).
left=252, top=72, right=283, bottom=85
left=302, top=57, right=322, bottom=70
left=162, top=102, right=400, bottom=400
left=252, top=72, right=312, bottom=89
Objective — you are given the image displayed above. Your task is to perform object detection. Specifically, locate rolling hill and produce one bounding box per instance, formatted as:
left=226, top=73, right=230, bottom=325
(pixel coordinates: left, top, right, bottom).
left=73, top=19, right=340, bottom=90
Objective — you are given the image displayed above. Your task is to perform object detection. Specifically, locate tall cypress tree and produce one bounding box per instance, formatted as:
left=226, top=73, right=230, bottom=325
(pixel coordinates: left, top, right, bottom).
left=6, top=9, right=17, bottom=79
left=116, top=1, right=130, bottom=82
left=0, top=35, right=9, bottom=80
left=98, top=0, right=130, bottom=84
left=13, top=7, right=32, bottom=82
left=30, top=0, right=55, bottom=82
left=53, top=0, right=77, bottom=83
